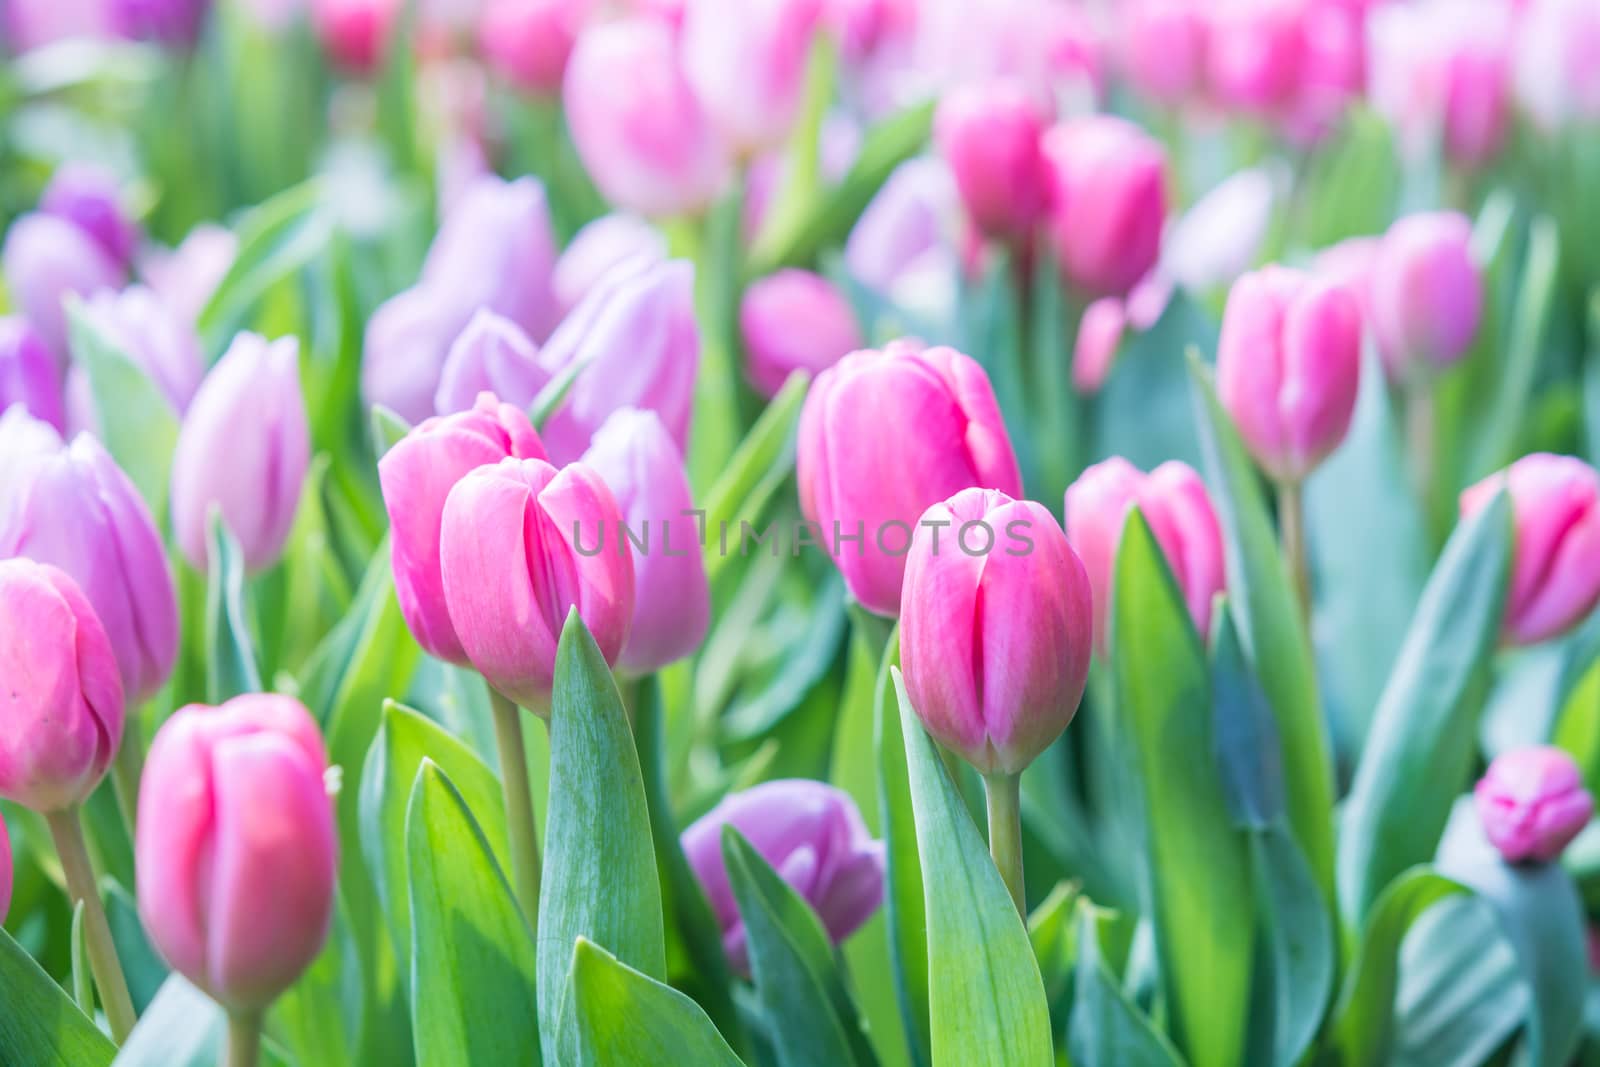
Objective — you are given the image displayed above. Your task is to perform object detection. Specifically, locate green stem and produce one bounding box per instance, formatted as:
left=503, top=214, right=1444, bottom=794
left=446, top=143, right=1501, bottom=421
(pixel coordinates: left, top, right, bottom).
left=1277, top=479, right=1311, bottom=630
left=110, top=722, right=143, bottom=836
left=1406, top=372, right=1436, bottom=516
left=226, top=1009, right=262, bottom=1067
left=487, top=686, right=543, bottom=929
left=46, top=808, right=137, bottom=1043
left=983, top=773, right=1026, bottom=917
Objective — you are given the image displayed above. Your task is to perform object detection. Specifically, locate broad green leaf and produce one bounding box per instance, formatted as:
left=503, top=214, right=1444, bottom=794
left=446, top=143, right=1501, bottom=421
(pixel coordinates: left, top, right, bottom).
left=569, top=938, right=744, bottom=1066
left=750, top=33, right=839, bottom=254
left=701, top=372, right=810, bottom=584
left=1294, top=107, right=1400, bottom=247
left=197, top=179, right=333, bottom=352
left=114, top=974, right=294, bottom=1067
left=204, top=514, right=263, bottom=703
left=1112, top=511, right=1253, bottom=1067
left=1066, top=901, right=1186, bottom=1067
left=406, top=761, right=540, bottom=1066
left=723, top=828, right=878, bottom=1067
left=1392, top=897, right=1522, bottom=1067
left=0, top=926, right=115, bottom=1066
left=1189, top=356, right=1335, bottom=901
left=1209, top=603, right=1285, bottom=829
left=104, top=882, right=168, bottom=1013
left=893, top=669, right=1053, bottom=1067
left=1095, top=292, right=1214, bottom=474
left=1337, top=491, right=1511, bottom=926
left=1026, top=881, right=1081, bottom=1042
left=538, top=612, right=666, bottom=1060
left=1248, top=824, right=1334, bottom=1067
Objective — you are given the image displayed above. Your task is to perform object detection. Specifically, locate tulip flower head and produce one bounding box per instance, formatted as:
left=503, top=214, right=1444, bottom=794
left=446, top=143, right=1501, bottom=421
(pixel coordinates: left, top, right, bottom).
left=933, top=78, right=1051, bottom=245
left=0, top=316, right=66, bottom=431
left=0, top=559, right=124, bottom=812
left=1370, top=212, right=1482, bottom=379
left=479, top=0, right=596, bottom=95
left=552, top=213, right=667, bottom=317
left=433, top=309, right=549, bottom=416
left=1475, top=746, right=1593, bottom=863
left=1041, top=115, right=1167, bottom=297
left=40, top=164, right=140, bottom=270
left=680, top=0, right=824, bottom=156
left=1120, top=0, right=1210, bottom=106
left=740, top=269, right=864, bottom=399
left=81, top=285, right=205, bottom=415
left=2, top=212, right=125, bottom=363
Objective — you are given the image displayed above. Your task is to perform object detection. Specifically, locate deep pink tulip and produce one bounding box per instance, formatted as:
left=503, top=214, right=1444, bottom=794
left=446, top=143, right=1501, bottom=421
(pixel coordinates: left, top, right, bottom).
left=480, top=0, right=595, bottom=95
left=81, top=285, right=205, bottom=414
left=170, top=333, right=309, bottom=572
left=0, top=559, right=124, bottom=812
left=1475, top=746, right=1593, bottom=863
left=40, top=164, right=140, bottom=271
left=900, top=488, right=1093, bottom=776
left=433, top=309, right=549, bottom=416
left=1207, top=0, right=1306, bottom=114
left=1041, top=115, right=1167, bottom=297
left=136, top=694, right=336, bottom=1011
left=311, top=0, right=398, bottom=71
left=740, top=269, right=863, bottom=399
left=552, top=213, right=666, bottom=317
left=581, top=408, right=709, bottom=674
left=1120, top=0, right=1210, bottom=105
left=681, top=0, right=824, bottom=156
left=1370, top=212, right=1482, bottom=378
left=439, top=456, right=634, bottom=711
left=933, top=79, right=1051, bottom=244
left=0, top=813, right=11, bottom=924
left=680, top=779, right=884, bottom=974
left=380, top=393, right=547, bottom=665
left=1461, top=454, right=1600, bottom=646
left=1073, top=296, right=1126, bottom=395
left=0, top=316, right=66, bottom=431
left=797, top=342, right=1022, bottom=617
left=1216, top=266, right=1362, bottom=483
left=1065, top=457, right=1226, bottom=651
left=2, top=213, right=125, bottom=363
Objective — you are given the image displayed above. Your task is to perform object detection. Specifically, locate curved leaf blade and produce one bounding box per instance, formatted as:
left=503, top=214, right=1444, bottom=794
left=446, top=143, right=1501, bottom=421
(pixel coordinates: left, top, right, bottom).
left=570, top=939, right=744, bottom=1066
left=0, top=926, right=115, bottom=1067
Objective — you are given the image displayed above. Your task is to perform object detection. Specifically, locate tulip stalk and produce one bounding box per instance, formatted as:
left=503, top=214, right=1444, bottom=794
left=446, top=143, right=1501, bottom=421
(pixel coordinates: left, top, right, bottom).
left=983, top=773, right=1026, bottom=917
left=1277, top=481, right=1311, bottom=626
left=226, top=1010, right=262, bottom=1067
left=488, top=688, right=544, bottom=927
left=45, top=808, right=137, bottom=1043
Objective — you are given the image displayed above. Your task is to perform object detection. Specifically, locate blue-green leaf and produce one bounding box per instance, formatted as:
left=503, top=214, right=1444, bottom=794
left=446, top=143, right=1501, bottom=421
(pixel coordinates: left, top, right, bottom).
left=204, top=514, right=263, bottom=703
left=569, top=938, right=744, bottom=1066
left=1067, top=900, right=1186, bottom=1067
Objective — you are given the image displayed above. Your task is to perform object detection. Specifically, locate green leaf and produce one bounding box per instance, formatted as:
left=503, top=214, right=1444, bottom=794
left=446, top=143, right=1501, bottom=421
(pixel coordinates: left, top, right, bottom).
left=368, top=404, right=413, bottom=461
left=1066, top=900, right=1186, bottom=1067
left=1112, top=510, right=1253, bottom=1067
left=569, top=938, right=744, bottom=1066
left=1189, top=355, right=1335, bottom=902
left=701, top=371, right=810, bottom=585
left=406, top=760, right=541, bottom=1066
left=0, top=926, right=115, bottom=1066
left=1391, top=897, right=1522, bottom=1067
left=1209, top=603, right=1285, bottom=829
left=1337, top=490, right=1511, bottom=926
left=892, top=669, right=1053, bottom=1067
left=114, top=975, right=292, bottom=1067
left=1248, top=824, right=1334, bottom=1067
left=723, top=828, right=878, bottom=1067
left=104, top=882, right=168, bottom=1013
left=538, top=612, right=666, bottom=1060
left=204, top=514, right=263, bottom=703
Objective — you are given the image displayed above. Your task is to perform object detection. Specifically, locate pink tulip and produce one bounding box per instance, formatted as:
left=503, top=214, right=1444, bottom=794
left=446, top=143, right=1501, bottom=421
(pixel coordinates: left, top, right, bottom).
left=900, top=487, right=1093, bottom=776
left=1514, top=0, right=1600, bottom=131
left=1370, top=212, right=1482, bottom=378
left=564, top=18, right=728, bottom=218
left=1040, top=115, right=1167, bottom=297
left=380, top=393, right=547, bottom=664
left=0, top=316, right=66, bottom=431
left=2, top=0, right=115, bottom=51
left=797, top=342, right=1022, bottom=617
left=40, top=164, right=140, bottom=271
left=0, top=813, right=11, bottom=923
left=1216, top=266, right=1362, bottom=483
left=1, top=213, right=125, bottom=364
left=581, top=408, right=709, bottom=674
left=311, top=0, right=398, bottom=71
left=136, top=694, right=336, bottom=1011
left=740, top=269, right=863, bottom=399
left=681, top=0, right=824, bottom=156
left=479, top=0, right=595, bottom=95
left=1073, top=296, right=1126, bottom=395
left=1065, top=457, right=1226, bottom=651
left=1120, top=0, right=1210, bottom=106
left=439, top=457, right=634, bottom=711
left=1312, top=234, right=1379, bottom=334
left=1207, top=0, right=1306, bottom=114
left=1475, top=746, right=1593, bottom=863
left=362, top=285, right=479, bottom=425
left=552, top=213, right=666, bottom=317
left=0, top=559, right=124, bottom=812
left=1461, top=454, right=1600, bottom=646
left=680, top=779, right=884, bottom=974
left=433, top=309, right=549, bottom=416
left=933, top=79, right=1051, bottom=245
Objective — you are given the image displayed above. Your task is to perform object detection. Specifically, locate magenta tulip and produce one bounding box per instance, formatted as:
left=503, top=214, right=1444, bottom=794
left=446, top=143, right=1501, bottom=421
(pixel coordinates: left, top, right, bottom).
left=933, top=79, right=1051, bottom=244
left=681, top=0, right=824, bottom=155
left=1461, top=454, right=1600, bottom=646
left=1370, top=212, right=1482, bottom=378
left=740, top=269, right=863, bottom=399
left=552, top=213, right=666, bottom=317
left=1207, top=0, right=1305, bottom=115
left=2, top=213, right=124, bottom=362
left=0, top=316, right=66, bottom=431
left=40, top=164, right=140, bottom=271
left=312, top=0, right=397, bottom=70
left=1041, top=115, right=1167, bottom=297
left=479, top=0, right=595, bottom=95
left=1120, top=0, right=1209, bottom=106
left=434, top=309, right=549, bottom=416
left=0, top=559, right=124, bottom=812
left=136, top=694, right=336, bottom=1011
left=1475, top=746, right=1593, bottom=863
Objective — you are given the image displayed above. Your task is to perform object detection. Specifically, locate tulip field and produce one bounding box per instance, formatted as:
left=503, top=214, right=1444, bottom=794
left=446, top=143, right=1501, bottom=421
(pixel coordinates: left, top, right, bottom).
left=4, top=0, right=1600, bottom=1064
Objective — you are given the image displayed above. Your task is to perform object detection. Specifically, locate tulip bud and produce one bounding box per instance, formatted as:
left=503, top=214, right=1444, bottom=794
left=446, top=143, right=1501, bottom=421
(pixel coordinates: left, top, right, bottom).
left=316, top=0, right=392, bottom=71
left=1514, top=0, right=1600, bottom=131
left=1120, top=0, right=1209, bottom=106
left=1073, top=296, right=1125, bottom=396
left=0, top=432, right=179, bottom=703
left=141, top=223, right=238, bottom=326
left=81, top=285, right=205, bottom=414
left=0, top=812, right=11, bottom=924
left=680, top=779, right=884, bottom=973
left=171, top=333, right=310, bottom=572
left=740, top=269, right=863, bottom=399
left=1460, top=453, right=1600, bottom=646
left=1207, top=0, right=1305, bottom=114
left=680, top=0, right=823, bottom=156
left=380, top=393, right=548, bottom=663
left=136, top=694, right=337, bottom=1012
left=932, top=79, right=1051, bottom=245
left=362, top=285, right=478, bottom=426
left=1065, top=457, right=1226, bottom=650
left=0, top=316, right=66, bottom=431
left=564, top=18, right=729, bottom=218
left=434, top=309, right=550, bottom=416
left=552, top=213, right=667, bottom=317
left=797, top=342, right=1022, bottom=616
left=1216, top=266, right=1362, bottom=483
left=0, top=408, right=62, bottom=503
left=1312, top=235, right=1379, bottom=332
left=536, top=257, right=700, bottom=464
left=1475, top=746, right=1593, bottom=863
left=2, top=213, right=125, bottom=362
left=580, top=408, right=709, bottom=674
left=108, top=0, right=212, bottom=46
left=1370, top=212, right=1482, bottom=378
left=0, top=559, right=124, bottom=812
left=1041, top=115, right=1166, bottom=297
left=40, top=164, right=140, bottom=271
left=422, top=175, right=560, bottom=345
left=480, top=0, right=595, bottom=95
left=900, top=488, right=1093, bottom=776
left=439, top=457, right=634, bottom=710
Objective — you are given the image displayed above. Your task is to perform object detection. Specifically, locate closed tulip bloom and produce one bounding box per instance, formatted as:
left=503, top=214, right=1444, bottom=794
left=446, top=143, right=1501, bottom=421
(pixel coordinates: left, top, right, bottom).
left=681, top=0, right=824, bottom=156
left=900, top=489, right=1093, bottom=776
left=680, top=779, right=884, bottom=973
left=0, top=559, right=124, bottom=812
left=1515, top=0, right=1600, bottom=131
left=108, top=0, right=211, bottom=46
left=480, top=0, right=595, bottom=95
left=1312, top=235, right=1379, bottom=333
left=0, top=813, right=10, bottom=923
left=536, top=257, right=700, bottom=464
left=581, top=408, right=709, bottom=674
left=740, top=269, right=863, bottom=399
left=136, top=694, right=337, bottom=1011
left=933, top=79, right=1051, bottom=244
left=564, top=18, right=729, bottom=218
left=40, top=164, right=140, bottom=271
left=311, top=0, right=394, bottom=70
left=1121, top=0, right=1209, bottom=105
left=0, top=408, right=63, bottom=503
left=1073, top=296, right=1125, bottom=396
left=0, top=316, right=66, bottom=431
left=81, top=285, right=204, bottom=413
left=2, top=213, right=125, bottom=362
left=1065, top=457, right=1225, bottom=650
left=1461, top=454, right=1600, bottom=646
left=0, top=432, right=179, bottom=703
left=1041, top=115, right=1167, bottom=297
left=362, top=284, right=478, bottom=425
left=798, top=342, right=1022, bottom=616
left=1216, top=266, right=1362, bottom=483
left=440, top=457, right=634, bottom=710
left=1207, top=0, right=1305, bottom=114
left=380, top=393, right=548, bottom=664
left=552, top=213, right=666, bottom=317
left=1370, top=212, right=1482, bottom=377
left=434, top=309, right=550, bottom=416
left=1475, top=746, right=1593, bottom=863
left=171, top=333, right=309, bottom=572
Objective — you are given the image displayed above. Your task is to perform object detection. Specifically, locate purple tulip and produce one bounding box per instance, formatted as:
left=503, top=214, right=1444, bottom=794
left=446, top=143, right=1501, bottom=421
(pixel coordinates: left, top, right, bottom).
left=0, top=316, right=66, bottom=431
left=844, top=157, right=960, bottom=302
left=107, top=0, right=212, bottom=46
left=434, top=309, right=550, bottom=416
left=362, top=285, right=478, bottom=425
left=80, top=285, right=205, bottom=414
left=552, top=213, right=667, bottom=318
left=0, top=408, right=64, bottom=504
left=421, top=175, right=560, bottom=344
left=1475, top=746, right=1593, bottom=863
left=681, top=779, right=885, bottom=974
left=40, top=164, right=140, bottom=271
left=680, top=0, right=825, bottom=155
left=2, top=213, right=125, bottom=363
left=140, top=223, right=238, bottom=326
